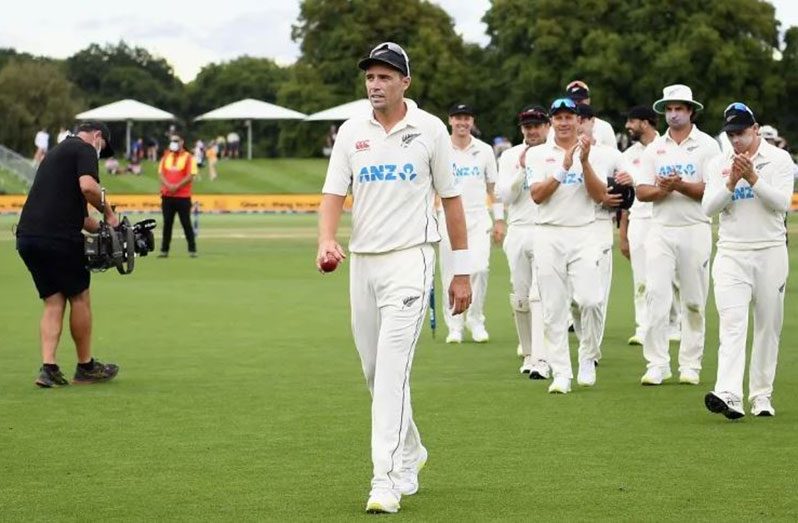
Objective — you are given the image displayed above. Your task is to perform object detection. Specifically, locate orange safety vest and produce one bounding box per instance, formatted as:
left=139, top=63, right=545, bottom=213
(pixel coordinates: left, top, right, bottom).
left=159, top=150, right=196, bottom=198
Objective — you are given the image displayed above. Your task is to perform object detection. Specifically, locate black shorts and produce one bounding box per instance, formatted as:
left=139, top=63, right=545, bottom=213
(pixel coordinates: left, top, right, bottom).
left=17, top=236, right=90, bottom=299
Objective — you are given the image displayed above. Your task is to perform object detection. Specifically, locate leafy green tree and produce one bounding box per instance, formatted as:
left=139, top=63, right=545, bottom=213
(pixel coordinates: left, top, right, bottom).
left=480, top=0, right=785, bottom=144
left=0, top=60, right=81, bottom=155
left=278, top=0, right=472, bottom=156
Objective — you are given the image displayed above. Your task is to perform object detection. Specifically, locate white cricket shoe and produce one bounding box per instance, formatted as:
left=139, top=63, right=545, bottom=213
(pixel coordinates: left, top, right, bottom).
left=470, top=325, right=490, bottom=343
left=366, top=489, right=400, bottom=513
left=577, top=359, right=597, bottom=387
left=397, top=447, right=428, bottom=496
left=704, top=391, right=745, bottom=420
left=529, top=360, right=550, bottom=380
left=627, top=334, right=643, bottom=346
left=519, top=355, right=533, bottom=374
left=547, top=376, right=571, bottom=394
left=445, top=331, right=463, bottom=344
left=640, top=366, right=672, bottom=386
left=679, top=369, right=700, bottom=385
left=750, top=396, right=775, bottom=417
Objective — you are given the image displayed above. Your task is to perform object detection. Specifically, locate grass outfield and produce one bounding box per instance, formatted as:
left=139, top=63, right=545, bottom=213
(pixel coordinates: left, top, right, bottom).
left=1, top=213, right=797, bottom=520
left=0, top=159, right=328, bottom=195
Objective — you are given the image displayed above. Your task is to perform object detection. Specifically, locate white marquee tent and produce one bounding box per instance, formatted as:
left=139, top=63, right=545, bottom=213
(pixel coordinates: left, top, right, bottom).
left=75, top=99, right=175, bottom=158
left=194, top=99, right=307, bottom=159
left=304, top=99, right=372, bottom=121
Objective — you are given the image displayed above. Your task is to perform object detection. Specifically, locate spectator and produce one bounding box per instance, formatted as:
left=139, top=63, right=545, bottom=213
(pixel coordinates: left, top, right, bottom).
left=105, top=157, right=120, bottom=175
left=206, top=139, right=219, bottom=181
left=216, top=134, right=226, bottom=158
left=227, top=131, right=240, bottom=159
left=323, top=125, right=338, bottom=157
left=126, top=155, right=142, bottom=176
left=33, top=128, right=49, bottom=166
left=146, top=136, right=159, bottom=161
left=194, top=139, right=205, bottom=169
left=56, top=127, right=70, bottom=144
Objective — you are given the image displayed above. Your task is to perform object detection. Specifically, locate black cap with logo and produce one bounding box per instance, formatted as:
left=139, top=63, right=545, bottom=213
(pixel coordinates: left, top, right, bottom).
left=722, top=102, right=757, bottom=133
left=517, top=105, right=549, bottom=125
left=448, top=103, right=475, bottom=117
left=358, top=42, right=410, bottom=77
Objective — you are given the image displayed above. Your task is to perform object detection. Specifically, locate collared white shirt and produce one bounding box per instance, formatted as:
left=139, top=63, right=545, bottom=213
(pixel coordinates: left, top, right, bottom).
left=322, top=99, right=459, bottom=254
left=588, top=144, right=632, bottom=221
left=637, top=125, right=720, bottom=226
left=623, top=135, right=659, bottom=220
left=703, top=140, right=795, bottom=250
left=496, top=142, right=537, bottom=225
left=524, top=140, right=596, bottom=227
left=450, top=136, right=497, bottom=213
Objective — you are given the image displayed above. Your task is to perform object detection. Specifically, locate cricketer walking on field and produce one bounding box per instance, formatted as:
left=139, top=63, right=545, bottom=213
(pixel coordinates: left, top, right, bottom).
left=635, top=84, right=720, bottom=386
left=495, top=105, right=550, bottom=378
left=316, top=42, right=472, bottom=515
left=702, top=102, right=794, bottom=420
left=438, top=103, right=500, bottom=344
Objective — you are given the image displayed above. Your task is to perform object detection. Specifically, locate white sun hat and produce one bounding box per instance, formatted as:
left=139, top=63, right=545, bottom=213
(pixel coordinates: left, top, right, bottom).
left=653, top=84, right=704, bottom=114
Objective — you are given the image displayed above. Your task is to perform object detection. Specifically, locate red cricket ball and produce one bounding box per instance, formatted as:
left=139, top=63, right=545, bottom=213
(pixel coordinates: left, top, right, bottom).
left=320, top=256, right=339, bottom=273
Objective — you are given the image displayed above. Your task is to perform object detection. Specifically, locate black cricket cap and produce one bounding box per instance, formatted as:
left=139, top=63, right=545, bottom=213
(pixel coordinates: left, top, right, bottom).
left=566, top=80, right=590, bottom=101
left=76, top=120, right=114, bottom=158
left=722, top=102, right=757, bottom=133
left=626, top=105, right=658, bottom=126
left=448, top=103, right=475, bottom=117
left=358, top=42, right=410, bottom=77
left=518, top=105, right=549, bottom=125
left=577, top=104, right=594, bottom=119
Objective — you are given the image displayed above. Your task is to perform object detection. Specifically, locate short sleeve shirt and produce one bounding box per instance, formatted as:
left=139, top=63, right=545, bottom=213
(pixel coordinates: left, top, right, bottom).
left=637, top=125, right=720, bottom=226
left=623, top=138, right=656, bottom=219
left=496, top=143, right=537, bottom=226
left=451, top=137, right=497, bottom=213
left=322, top=99, right=459, bottom=253
left=17, top=136, right=99, bottom=241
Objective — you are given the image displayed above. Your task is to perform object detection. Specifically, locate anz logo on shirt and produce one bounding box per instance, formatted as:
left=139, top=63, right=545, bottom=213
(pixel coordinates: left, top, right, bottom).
left=657, top=163, right=697, bottom=179
left=560, top=171, right=583, bottom=185
left=731, top=185, right=755, bottom=202
left=357, top=163, right=417, bottom=183
left=453, top=163, right=482, bottom=178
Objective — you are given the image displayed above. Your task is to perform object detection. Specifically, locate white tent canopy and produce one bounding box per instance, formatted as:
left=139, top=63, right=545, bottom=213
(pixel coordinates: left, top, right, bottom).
left=195, top=98, right=307, bottom=159
left=304, top=99, right=372, bottom=121
left=75, top=99, right=175, bottom=158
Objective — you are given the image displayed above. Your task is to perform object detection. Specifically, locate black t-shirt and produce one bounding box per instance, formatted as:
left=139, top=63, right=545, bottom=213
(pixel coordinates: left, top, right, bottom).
left=17, top=136, right=99, bottom=241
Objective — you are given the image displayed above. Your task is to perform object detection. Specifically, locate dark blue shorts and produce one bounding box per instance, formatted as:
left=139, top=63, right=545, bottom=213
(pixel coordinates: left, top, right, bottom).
left=17, top=236, right=90, bottom=299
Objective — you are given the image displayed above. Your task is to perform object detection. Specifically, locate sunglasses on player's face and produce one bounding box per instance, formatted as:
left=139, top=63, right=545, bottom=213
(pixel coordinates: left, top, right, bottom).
left=369, top=42, right=410, bottom=75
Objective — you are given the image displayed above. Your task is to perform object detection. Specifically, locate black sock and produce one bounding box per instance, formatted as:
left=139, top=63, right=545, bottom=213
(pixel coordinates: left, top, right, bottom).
left=43, top=363, right=59, bottom=372
left=78, top=359, right=94, bottom=371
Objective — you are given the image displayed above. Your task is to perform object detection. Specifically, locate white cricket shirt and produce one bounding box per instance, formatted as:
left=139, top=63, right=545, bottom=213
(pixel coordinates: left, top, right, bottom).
left=496, top=143, right=537, bottom=225
left=703, top=140, right=795, bottom=250
left=451, top=136, right=497, bottom=213
left=637, top=125, right=720, bottom=226
left=322, top=99, right=459, bottom=254
left=622, top=137, right=657, bottom=219
left=525, top=141, right=596, bottom=227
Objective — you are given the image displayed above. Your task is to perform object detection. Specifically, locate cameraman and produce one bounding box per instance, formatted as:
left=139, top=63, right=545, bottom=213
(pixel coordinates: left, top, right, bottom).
left=16, top=120, right=121, bottom=388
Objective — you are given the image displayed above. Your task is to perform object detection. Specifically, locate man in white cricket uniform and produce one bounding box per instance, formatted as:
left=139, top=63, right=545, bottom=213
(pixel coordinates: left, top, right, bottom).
left=702, top=103, right=794, bottom=419
left=527, top=98, right=608, bottom=394
left=572, top=104, right=634, bottom=364
left=438, top=104, right=499, bottom=343
left=619, top=106, right=682, bottom=346
left=560, top=81, right=618, bottom=149
left=495, top=105, right=550, bottom=378
left=636, top=84, right=720, bottom=386
left=316, top=42, right=472, bottom=514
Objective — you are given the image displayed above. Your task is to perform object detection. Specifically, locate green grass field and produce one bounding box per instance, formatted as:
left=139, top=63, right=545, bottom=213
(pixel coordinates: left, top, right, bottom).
left=0, top=159, right=329, bottom=195
left=1, top=214, right=797, bottom=520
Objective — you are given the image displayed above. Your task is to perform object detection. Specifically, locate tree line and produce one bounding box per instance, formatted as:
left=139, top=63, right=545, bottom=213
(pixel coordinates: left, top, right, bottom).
left=1, top=0, right=796, bottom=158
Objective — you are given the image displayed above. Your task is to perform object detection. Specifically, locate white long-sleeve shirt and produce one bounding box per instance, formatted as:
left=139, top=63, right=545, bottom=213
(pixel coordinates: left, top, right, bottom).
left=702, top=140, right=795, bottom=250
left=496, top=143, right=537, bottom=225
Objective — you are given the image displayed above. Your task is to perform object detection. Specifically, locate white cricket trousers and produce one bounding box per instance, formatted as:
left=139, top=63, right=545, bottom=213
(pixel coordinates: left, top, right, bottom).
left=629, top=216, right=681, bottom=339
left=712, top=245, right=788, bottom=401
left=643, top=222, right=711, bottom=372
left=502, top=224, right=545, bottom=361
left=572, top=218, right=613, bottom=356
left=534, top=224, right=603, bottom=379
left=350, top=245, right=434, bottom=496
left=439, top=209, right=491, bottom=333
